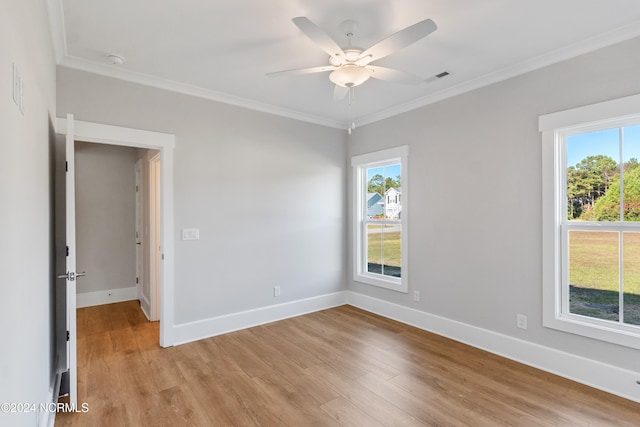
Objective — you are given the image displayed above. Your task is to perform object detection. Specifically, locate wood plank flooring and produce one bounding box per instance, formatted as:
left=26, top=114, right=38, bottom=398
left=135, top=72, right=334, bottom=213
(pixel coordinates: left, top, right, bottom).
left=55, top=301, right=640, bottom=426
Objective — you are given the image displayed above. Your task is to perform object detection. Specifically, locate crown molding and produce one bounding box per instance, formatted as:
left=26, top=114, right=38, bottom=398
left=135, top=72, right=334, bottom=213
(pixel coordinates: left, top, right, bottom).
left=45, top=0, right=67, bottom=63
left=58, top=56, right=345, bottom=129
left=357, top=20, right=640, bottom=127
left=47, top=0, right=640, bottom=132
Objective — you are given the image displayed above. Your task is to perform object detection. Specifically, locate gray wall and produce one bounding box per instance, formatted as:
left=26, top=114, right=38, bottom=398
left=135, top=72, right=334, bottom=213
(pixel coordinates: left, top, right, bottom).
left=0, top=0, right=57, bottom=426
left=348, top=36, right=640, bottom=372
left=57, top=70, right=348, bottom=325
left=75, top=142, right=138, bottom=294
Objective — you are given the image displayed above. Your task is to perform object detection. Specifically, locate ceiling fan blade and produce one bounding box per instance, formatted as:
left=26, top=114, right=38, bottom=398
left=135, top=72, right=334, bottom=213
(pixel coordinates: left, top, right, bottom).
left=292, top=17, right=345, bottom=61
left=367, top=66, right=423, bottom=85
left=267, top=65, right=336, bottom=77
left=333, top=85, right=349, bottom=101
left=358, top=19, right=437, bottom=65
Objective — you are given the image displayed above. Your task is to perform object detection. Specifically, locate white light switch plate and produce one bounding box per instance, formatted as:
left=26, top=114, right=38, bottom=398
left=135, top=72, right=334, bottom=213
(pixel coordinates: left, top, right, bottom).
left=182, top=228, right=200, bottom=240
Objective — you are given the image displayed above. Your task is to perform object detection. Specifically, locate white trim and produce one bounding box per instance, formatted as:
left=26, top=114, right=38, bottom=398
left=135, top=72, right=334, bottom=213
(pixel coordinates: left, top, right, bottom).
left=57, top=118, right=175, bottom=149
left=55, top=117, right=176, bottom=347
left=45, top=0, right=640, bottom=129
left=149, top=153, right=161, bottom=322
left=76, top=287, right=139, bottom=308
left=173, top=292, right=347, bottom=345
left=360, top=22, right=640, bottom=127
left=352, top=146, right=409, bottom=293
left=42, top=369, right=62, bottom=427
left=58, top=57, right=345, bottom=129
left=540, top=96, right=640, bottom=349
left=139, top=294, right=152, bottom=321
left=539, top=92, right=640, bottom=132
left=350, top=146, right=410, bottom=166
left=346, top=291, right=640, bottom=403
left=45, top=0, right=67, bottom=63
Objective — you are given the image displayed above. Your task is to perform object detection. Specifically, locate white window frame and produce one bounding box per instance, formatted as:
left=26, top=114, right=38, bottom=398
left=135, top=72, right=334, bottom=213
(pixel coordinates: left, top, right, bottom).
left=352, top=146, right=409, bottom=293
left=540, top=93, right=640, bottom=349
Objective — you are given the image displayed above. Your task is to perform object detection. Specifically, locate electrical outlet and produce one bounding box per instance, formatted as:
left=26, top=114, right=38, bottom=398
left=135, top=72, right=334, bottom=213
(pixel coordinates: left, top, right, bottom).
left=516, top=314, right=528, bottom=329
left=274, top=286, right=281, bottom=297
left=413, top=290, right=420, bottom=302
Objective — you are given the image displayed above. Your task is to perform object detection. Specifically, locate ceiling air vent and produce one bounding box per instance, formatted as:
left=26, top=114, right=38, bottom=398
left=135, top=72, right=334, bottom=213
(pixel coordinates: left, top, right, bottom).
left=425, top=71, right=451, bottom=83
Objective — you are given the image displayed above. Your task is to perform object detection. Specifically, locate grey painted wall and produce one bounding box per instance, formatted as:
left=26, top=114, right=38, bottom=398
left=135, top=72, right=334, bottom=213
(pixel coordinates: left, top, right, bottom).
left=0, top=1, right=57, bottom=426
left=57, top=70, right=348, bottom=324
left=75, top=142, right=138, bottom=294
left=348, top=36, right=640, bottom=372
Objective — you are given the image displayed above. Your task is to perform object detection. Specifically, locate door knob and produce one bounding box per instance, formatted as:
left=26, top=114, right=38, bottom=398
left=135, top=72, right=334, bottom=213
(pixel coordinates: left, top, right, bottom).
left=56, top=272, right=86, bottom=281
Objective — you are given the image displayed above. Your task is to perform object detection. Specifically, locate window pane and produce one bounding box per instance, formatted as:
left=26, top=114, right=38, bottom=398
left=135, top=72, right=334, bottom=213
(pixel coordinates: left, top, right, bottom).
left=366, top=163, right=401, bottom=219
left=623, top=125, right=640, bottom=222
left=623, top=232, right=640, bottom=326
left=366, top=166, right=385, bottom=219
left=568, top=230, right=619, bottom=321
left=367, top=224, right=401, bottom=278
left=566, top=129, right=619, bottom=221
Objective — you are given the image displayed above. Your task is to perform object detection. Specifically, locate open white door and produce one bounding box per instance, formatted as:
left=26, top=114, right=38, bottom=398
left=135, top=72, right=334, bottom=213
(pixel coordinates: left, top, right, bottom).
left=57, top=113, right=80, bottom=406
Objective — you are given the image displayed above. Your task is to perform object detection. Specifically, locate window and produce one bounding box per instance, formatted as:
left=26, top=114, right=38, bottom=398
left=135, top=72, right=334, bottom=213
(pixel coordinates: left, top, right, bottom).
left=540, top=93, right=640, bottom=349
left=352, top=146, right=408, bottom=292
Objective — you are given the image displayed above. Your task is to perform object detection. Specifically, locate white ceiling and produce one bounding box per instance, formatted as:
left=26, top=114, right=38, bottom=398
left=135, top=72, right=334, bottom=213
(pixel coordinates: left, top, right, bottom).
left=49, top=0, right=640, bottom=129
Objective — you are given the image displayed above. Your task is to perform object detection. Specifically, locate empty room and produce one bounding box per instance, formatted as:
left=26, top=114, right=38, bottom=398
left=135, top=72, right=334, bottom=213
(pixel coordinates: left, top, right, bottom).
left=3, top=1, right=640, bottom=426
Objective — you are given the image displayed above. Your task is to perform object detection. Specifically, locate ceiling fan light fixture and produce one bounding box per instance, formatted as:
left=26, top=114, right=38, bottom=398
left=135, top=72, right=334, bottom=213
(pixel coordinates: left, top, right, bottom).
left=329, top=65, right=371, bottom=88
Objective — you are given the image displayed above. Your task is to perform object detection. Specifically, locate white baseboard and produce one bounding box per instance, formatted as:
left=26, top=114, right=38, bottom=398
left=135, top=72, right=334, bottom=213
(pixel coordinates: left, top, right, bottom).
left=41, top=370, right=62, bottom=427
left=168, top=288, right=639, bottom=402
left=76, top=286, right=138, bottom=308
left=346, top=291, right=640, bottom=403
left=173, top=291, right=347, bottom=345
left=139, top=294, right=151, bottom=321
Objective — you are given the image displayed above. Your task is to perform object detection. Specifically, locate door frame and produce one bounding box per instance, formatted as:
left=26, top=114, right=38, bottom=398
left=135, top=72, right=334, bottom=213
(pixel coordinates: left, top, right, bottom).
left=56, top=118, right=176, bottom=347
left=134, top=158, right=143, bottom=305
left=149, top=153, right=162, bottom=321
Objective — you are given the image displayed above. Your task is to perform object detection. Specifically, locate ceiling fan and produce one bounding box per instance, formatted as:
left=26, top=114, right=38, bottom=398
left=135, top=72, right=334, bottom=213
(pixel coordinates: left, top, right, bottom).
left=267, top=16, right=438, bottom=101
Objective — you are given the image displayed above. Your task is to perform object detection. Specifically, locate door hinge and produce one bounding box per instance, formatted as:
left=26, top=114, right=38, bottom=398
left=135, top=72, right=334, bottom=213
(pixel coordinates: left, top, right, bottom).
left=65, top=161, right=68, bottom=172
left=66, top=330, right=70, bottom=342
left=136, top=277, right=139, bottom=284
left=136, top=185, right=139, bottom=192
left=66, top=246, right=69, bottom=257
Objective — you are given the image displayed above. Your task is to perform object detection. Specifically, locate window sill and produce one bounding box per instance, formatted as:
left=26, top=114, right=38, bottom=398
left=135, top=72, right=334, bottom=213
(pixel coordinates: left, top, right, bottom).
left=354, top=272, right=408, bottom=293
left=544, top=311, right=640, bottom=350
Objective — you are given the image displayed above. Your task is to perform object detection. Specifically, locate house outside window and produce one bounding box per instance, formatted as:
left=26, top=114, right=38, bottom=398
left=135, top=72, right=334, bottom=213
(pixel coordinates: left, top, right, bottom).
left=540, top=94, right=640, bottom=349
left=352, top=146, right=408, bottom=293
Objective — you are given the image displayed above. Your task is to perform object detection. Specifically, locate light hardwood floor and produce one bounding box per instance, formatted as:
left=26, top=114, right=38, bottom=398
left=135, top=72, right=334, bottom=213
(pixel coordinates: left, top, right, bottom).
left=55, top=301, right=640, bottom=426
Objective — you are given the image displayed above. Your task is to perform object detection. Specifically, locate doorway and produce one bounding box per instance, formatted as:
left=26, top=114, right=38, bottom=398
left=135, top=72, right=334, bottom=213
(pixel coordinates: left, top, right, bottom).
left=74, top=142, right=146, bottom=310
left=56, top=117, right=175, bottom=347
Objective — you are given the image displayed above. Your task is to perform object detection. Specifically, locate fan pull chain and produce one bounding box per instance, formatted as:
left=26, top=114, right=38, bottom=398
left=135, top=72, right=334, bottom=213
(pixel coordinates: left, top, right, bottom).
left=348, top=86, right=356, bottom=135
